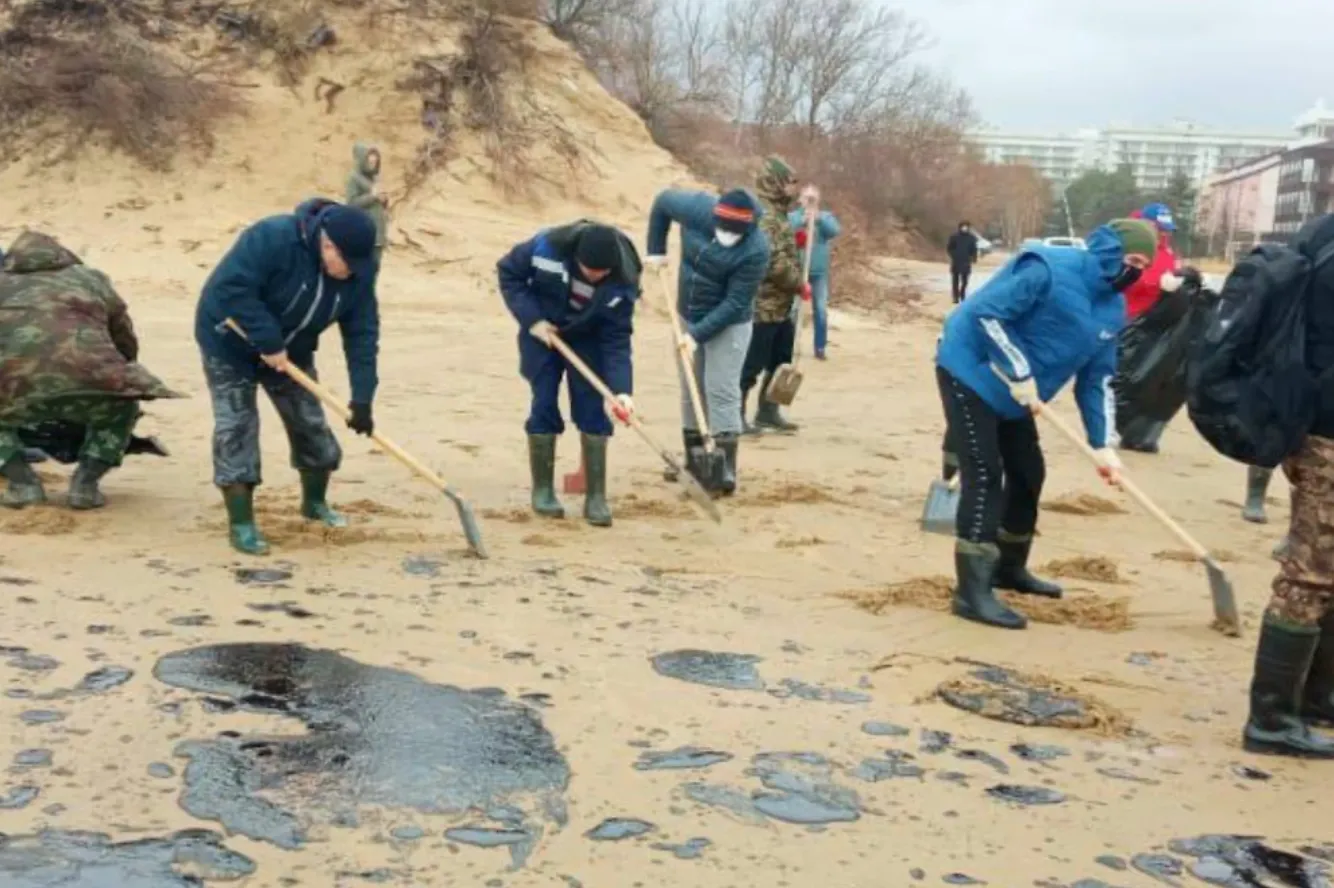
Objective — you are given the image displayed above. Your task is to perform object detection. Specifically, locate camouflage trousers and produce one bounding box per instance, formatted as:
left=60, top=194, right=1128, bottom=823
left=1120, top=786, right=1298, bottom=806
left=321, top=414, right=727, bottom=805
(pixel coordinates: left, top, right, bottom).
left=0, top=396, right=137, bottom=468
left=203, top=355, right=341, bottom=487
left=1267, top=433, right=1334, bottom=627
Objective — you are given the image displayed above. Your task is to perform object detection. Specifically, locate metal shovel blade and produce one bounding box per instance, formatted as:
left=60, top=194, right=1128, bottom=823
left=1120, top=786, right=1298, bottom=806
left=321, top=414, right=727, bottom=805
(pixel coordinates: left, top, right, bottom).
left=766, top=364, right=803, bottom=406
left=1204, top=557, right=1241, bottom=637
left=442, top=487, right=488, bottom=559
left=664, top=454, right=722, bottom=523
left=920, top=478, right=959, bottom=536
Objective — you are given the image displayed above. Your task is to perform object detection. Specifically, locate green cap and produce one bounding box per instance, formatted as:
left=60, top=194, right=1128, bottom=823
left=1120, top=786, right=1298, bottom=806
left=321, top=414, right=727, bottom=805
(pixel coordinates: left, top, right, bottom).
left=764, top=155, right=795, bottom=183
left=1106, top=218, right=1157, bottom=262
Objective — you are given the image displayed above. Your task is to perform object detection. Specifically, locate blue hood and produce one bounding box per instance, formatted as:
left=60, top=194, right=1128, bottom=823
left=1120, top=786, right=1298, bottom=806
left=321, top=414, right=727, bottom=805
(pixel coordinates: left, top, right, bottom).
left=1084, top=223, right=1126, bottom=287
left=295, top=198, right=336, bottom=257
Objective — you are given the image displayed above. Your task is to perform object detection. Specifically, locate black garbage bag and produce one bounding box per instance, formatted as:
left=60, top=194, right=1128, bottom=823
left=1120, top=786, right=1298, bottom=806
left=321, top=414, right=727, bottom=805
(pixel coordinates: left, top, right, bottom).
left=1115, top=282, right=1216, bottom=451
left=19, top=412, right=169, bottom=465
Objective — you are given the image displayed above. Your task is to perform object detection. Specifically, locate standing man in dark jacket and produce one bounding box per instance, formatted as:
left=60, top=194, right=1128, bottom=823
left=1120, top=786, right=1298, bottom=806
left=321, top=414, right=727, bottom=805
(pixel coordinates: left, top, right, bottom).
left=741, top=156, right=806, bottom=435
left=195, top=199, right=381, bottom=556
left=1241, top=212, right=1334, bottom=759
left=947, top=221, right=980, bottom=304
left=935, top=219, right=1157, bottom=630
left=498, top=220, right=640, bottom=527
left=646, top=186, right=769, bottom=494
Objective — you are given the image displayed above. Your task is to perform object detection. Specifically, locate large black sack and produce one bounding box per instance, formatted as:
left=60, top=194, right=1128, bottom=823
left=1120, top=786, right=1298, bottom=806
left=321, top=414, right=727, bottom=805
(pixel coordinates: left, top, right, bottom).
left=19, top=415, right=169, bottom=465
left=1115, top=283, right=1212, bottom=445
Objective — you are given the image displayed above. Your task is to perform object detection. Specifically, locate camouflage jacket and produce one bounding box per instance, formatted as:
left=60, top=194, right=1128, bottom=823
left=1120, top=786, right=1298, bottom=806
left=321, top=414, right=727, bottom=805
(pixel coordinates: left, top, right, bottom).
left=0, top=232, right=181, bottom=423
left=754, top=174, right=804, bottom=323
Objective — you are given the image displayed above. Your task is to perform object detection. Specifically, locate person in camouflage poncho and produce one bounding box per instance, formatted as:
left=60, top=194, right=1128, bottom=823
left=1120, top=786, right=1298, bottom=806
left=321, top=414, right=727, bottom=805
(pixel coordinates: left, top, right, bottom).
left=741, top=155, right=806, bottom=434
left=0, top=231, right=180, bottom=509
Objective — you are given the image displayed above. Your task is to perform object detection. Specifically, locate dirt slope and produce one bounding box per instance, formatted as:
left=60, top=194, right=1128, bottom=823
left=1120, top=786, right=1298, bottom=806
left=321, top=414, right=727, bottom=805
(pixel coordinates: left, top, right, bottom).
left=0, top=11, right=1326, bottom=888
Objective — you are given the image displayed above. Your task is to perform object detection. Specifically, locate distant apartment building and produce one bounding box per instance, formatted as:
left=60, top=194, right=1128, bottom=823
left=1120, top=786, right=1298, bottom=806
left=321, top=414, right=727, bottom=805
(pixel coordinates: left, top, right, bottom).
left=968, top=119, right=1293, bottom=191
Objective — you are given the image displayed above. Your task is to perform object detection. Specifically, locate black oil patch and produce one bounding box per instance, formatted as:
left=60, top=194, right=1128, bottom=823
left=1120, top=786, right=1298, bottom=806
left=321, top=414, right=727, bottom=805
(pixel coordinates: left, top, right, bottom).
left=0, top=785, right=39, bottom=809
left=650, top=650, right=764, bottom=690
left=12, top=749, right=52, bottom=769
left=652, top=837, right=711, bottom=859
left=851, top=751, right=924, bottom=782
left=634, top=747, right=732, bottom=771
left=1130, top=852, right=1184, bottom=885
left=1168, top=835, right=1332, bottom=888
left=4, top=650, right=59, bottom=672
left=402, top=556, right=444, bottom=578
left=76, top=666, right=134, bottom=693
left=1010, top=742, right=1069, bottom=762
left=153, top=643, right=569, bottom=866
left=18, top=711, right=64, bottom=725
left=683, top=752, right=861, bottom=826
left=938, top=666, right=1121, bottom=730
left=985, top=784, right=1066, bottom=806
left=861, top=721, right=910, bottom=737
left=584, top=818, right=655, bottom=841
left=233, top=568, right=292, bottom=585
left=767, top=678, right=872, bottom=704
left=245, top=602, right=316, bottom=619
left=0, top=828, right=254, bottom=887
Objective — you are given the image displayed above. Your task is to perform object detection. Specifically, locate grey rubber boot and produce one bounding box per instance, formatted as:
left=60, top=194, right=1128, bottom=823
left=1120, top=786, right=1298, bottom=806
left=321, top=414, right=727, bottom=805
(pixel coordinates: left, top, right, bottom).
left=1, top=456, right=46, bottom=508
left=1242, top=617, right=1334, bottom=758
left=664, top=429, right=704, bottom=482
left=994, top=532, right=1063, bottom=599
left=715, top=433, right=739, bottom=496
left=528, top=434, right=565, bottom=519
left=1243, top=466, right=1273, bottom=524
left=754, top=397, right=799, bottom=434
left=67, top=457, right=113, bottom=510
left=951, top=542, right=1026, bottom=630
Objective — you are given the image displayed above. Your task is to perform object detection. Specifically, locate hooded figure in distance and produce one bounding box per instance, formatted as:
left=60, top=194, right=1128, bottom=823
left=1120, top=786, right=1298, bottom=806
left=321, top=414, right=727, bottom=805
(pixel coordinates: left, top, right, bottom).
left=345, top=142, right=388, bottom=259
left=0, top=231, right=181, bottom=509
left=934, top=218, right=1158, bottom=630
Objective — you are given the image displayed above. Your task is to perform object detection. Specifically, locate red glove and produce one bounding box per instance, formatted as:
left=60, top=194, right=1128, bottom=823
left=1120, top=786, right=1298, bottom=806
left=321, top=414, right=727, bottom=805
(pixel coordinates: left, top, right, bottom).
left=800, top=282, right=812, bottom=302
left=795, top=228, right=809, bottom=249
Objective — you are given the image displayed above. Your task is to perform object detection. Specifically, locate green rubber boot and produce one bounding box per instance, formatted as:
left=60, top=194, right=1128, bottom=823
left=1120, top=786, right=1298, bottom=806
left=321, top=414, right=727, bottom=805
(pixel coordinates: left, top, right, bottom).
left=222, top=484, right=270, bottom=556
left=67, top=457, right=113, bottom=510
left=299, top=470, right=347, bottom=528
left=581, top=433, right=613, bottom=527
left=528, top=434, right=565, bottom=519
left=1, top=456, right=47, bottom=509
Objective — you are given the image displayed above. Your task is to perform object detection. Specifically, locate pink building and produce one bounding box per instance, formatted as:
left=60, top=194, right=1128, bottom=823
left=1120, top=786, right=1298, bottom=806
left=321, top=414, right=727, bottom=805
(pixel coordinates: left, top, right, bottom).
left=1199, top=152, right=1282, bottom=259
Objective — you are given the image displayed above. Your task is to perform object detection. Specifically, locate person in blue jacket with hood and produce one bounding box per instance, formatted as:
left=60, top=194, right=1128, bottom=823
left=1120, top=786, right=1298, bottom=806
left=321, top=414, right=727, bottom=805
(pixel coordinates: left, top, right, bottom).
left=195, top=199, right=380, bottom=556
left=498, top=220, right=641, bottom=527
left=935, top=217, right=1158, bottom=630
left=788, top=185, right=841, bottom=360
left=645, top=187, right=769, bottom=494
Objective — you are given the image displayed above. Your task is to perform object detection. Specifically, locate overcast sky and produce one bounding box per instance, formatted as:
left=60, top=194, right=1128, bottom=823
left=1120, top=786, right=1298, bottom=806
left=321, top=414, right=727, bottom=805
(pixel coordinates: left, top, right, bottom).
left=898, top=0, right=1333, bottom=134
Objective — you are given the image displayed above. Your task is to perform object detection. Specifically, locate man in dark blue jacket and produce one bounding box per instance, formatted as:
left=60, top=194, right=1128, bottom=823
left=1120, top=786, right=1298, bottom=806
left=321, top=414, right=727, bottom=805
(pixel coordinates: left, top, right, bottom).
left=498, top=220, right=640, bottom=527
left=935, top=218, right=1157, bottom=630
left=645, top=187, right=768, bottom=494
left=195, top=199, right=380, bottom=556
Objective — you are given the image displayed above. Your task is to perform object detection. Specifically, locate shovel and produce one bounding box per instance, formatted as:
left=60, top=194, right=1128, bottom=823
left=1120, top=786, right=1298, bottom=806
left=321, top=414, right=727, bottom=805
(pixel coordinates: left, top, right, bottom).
left=920, top=474, right=960, bottom=536
left=659, top=273, right=727, bottom=490
left=993, top=366, right=1240, bottom=636
left=220, top=318, right=488, bottom=558
left=766, top=208, right=819, bottom=406
left=547, top=332, right=721, bottom=523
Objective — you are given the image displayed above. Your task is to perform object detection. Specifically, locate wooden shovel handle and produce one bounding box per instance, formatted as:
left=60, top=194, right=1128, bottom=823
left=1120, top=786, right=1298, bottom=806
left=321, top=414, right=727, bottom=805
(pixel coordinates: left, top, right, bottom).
left=221, top=318, right=455, bottom=495
left=790, top=208, right=818, bottom=365
left=658, top=272, right=715, bottom=450
left=548, top=332, right=677, bottom=459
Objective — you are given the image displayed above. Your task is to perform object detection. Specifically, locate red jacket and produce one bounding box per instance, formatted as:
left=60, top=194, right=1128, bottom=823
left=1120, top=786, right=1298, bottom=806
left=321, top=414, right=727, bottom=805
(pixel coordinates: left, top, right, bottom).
left=1123, top=227, right=1179, bottom=319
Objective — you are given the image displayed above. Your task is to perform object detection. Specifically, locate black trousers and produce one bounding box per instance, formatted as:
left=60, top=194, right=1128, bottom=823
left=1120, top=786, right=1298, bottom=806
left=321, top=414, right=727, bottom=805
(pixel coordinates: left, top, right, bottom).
left=950, top=268, right=971, bottom=303
left=936, top=367, right=1044, bottom=544
left=741, top=319, right=795, bottom=396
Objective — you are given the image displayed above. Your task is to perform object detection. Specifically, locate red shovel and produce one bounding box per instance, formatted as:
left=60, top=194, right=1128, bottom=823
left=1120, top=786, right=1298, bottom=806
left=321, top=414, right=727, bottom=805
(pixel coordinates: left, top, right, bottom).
left=563, top=459, right=586, bottom=494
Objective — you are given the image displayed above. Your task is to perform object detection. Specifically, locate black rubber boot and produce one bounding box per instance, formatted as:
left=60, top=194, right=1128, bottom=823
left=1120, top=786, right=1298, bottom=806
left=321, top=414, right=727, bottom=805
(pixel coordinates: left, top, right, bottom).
left=222, top=484, right=270, bottom=556
left=1273, top=534, right=1291, bottom=560
left=1, top=456, right=47, bottom=508
left=665, top=429, right=705, bottom=482
left=993, top=534, right=1063, bottom=599
left=1243, top=466, right=1272, bottom=524
left=716, top=433, right=739, bottom=497
left=754, top=397, right=799, bottom=434
left=741, top=391, right=761, bottom=436
left=951, top=543, right=1027, bottom=630
left=1302, top=613, right=1334, bottom=726
left=67, top=457, right=113, bottom=510
left=581, top=433, right=612, bottom=527
left=299, top=470, right=348, bottom=528
left=1242, top=618, right=1334, bottom=758
left=528, top=434, right=565, bottom=519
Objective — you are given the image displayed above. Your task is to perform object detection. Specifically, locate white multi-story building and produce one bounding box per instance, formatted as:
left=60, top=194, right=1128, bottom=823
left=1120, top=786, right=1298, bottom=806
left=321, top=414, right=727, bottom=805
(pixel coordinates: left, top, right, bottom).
left=967, top=108, right=1314, bottom=191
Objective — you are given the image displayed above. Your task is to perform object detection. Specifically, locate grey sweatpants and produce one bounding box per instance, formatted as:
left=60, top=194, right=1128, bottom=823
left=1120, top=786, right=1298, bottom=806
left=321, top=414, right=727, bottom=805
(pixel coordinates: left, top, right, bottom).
left=203, top=355, right=342, bottom=487
left=678, top=319, right=753, bottom=435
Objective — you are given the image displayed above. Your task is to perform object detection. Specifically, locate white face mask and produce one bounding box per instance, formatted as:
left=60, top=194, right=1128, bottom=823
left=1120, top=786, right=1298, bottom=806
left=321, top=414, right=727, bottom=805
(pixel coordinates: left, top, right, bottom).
left=715, top=230, right=742, bottom=248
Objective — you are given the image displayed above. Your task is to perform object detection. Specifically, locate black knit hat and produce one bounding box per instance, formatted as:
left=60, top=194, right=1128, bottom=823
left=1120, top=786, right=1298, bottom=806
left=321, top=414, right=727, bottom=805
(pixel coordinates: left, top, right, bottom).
left=320, top=204, right=377, bottom=277
left=714, top=188, right=760, bottom=235
left=575, top=224, right=620, bottom=271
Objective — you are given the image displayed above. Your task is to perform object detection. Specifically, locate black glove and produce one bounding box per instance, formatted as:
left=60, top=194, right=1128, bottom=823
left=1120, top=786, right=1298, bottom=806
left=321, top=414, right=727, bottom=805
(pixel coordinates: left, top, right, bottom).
left=347, top=402, right=374, bottom=436
left=1180, top=265, right=1203, bottom=287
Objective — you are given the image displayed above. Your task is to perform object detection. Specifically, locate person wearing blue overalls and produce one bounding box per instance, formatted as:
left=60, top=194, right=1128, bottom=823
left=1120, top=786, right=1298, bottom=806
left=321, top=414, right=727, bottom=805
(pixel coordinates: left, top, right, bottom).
left=498, top=221, right=641, bottom=527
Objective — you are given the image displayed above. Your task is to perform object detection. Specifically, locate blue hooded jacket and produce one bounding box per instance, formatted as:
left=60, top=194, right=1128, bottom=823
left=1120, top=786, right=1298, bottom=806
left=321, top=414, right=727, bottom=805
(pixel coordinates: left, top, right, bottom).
left=936, top=224, right=1128, bottom=448
left=497, top=221, right=640, bottom=396
left=787, top=207, right=841, bottom=278
left=195, top=199, right=381, bottom=405
left=645, top=189, right=770, bottom=343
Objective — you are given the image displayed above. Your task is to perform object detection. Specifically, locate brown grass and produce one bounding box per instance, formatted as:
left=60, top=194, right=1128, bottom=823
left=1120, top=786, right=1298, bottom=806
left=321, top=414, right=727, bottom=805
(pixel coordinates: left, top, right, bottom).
left=1041, top=556, right=1124, bottom=584
left=839, top=575, right=1134, bottom=632
left=0, top=33, right=241, bottom=170
left=1042, top=494, right=1128, bottom=517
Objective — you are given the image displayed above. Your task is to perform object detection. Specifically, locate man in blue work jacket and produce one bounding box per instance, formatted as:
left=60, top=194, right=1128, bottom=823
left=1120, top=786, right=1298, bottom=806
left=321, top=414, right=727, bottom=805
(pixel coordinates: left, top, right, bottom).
left=195, top=199, right=381, bottom=557
left=498, top=220, right=641, bottom=527
left=935, top=218, right=1158, bottom=630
